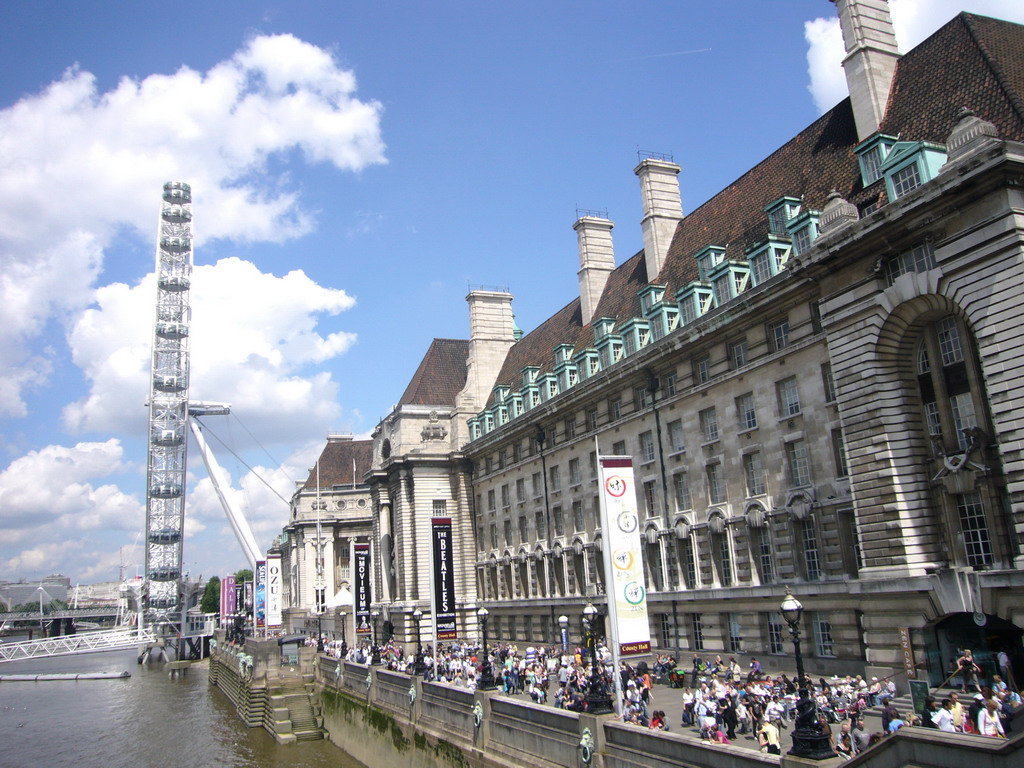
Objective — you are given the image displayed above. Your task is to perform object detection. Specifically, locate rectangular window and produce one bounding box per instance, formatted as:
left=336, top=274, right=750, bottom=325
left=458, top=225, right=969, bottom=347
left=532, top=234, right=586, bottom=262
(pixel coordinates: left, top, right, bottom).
left=552, top=505, right=564, bottom=536
left=821, top=363, right=836, bottom=403
left=938, top=315, right=964, bottom=365
left=717, top=532, right=733, bottom=585
left=861, top=145, right=883, bottom=184
left=713, top=273, right=732, bottom=306
left=886, top=242, right=935, bottom=284
left=727, top=613, right=742, bottom=652
left=787, top=439, right=811, bottom=487
left=767, top=612, right=786, bottom=654
left=549, top=465, right=561, bottom=492
left=664, top=373, right=678, bottom=396
left=639, top=431, right=656, bottom=463
left=673, top=473, right=692, bottom=511
left=587, top=408, right=599, bottom=431
left=957, top=492, right=994, bottom=567
left=569, top=457, right=581, bottom=486
left=433, top=499, right=447, bottom=516
left=535, top=510, right=546, bottom=540
left=681, top=537, right=698, bottom=589
left=515, top=478, right=526, bottom=503
left=503, top=519, right=512, bottom=545
left=589, top=451, right=597, bottom=479
left=531, top=472, right=542, bottom=499
left=814, top=613, right=834, bottom=657
left=564, top=416, right=577, bottom=440
left=694, top=355, right=711, bottom=384
left=707, top=463, right=726, bottom=504
left=767, top=318, right=790, bottom=352
left=728, top=339, right=748, bottom=369
left=489, top=523, right=498, bottom=549
left=644, top=480, right=659, bottom=517
left=700, top=407, right=719, bottom=443
left=487, top=489, right=496, bottom=512
left=755, top=527, right=775, bottom=584
left=518, top=515, right=529, bottom=543
left=635, top=385, right=653, bottom=409
left=572, top=500, right=585, bottom=532
left=801, top=520, right=822, bottom=581
left=793, top=226, right=813, bottom=255
left=777, top=376, right=801, bottom=417
left=951, top=392, right=977, bottom=451
left=750, top=252, right=772, bottom=284
left=608, top=397, right=622, bottom=421
left=690, top=613, right=705, bottom=651
left=736, top=392, right=758, bottom=431
left=612, top=439, right=626, bottom=456
left=744, top=451, right=767, bottom=496
left=832, top=428, right=849, bottom=478
left=500, top=484, right=510, bottom=509
left=891, top=162, right=922, bottom=198
left=668, top=419, right=685, bottom=453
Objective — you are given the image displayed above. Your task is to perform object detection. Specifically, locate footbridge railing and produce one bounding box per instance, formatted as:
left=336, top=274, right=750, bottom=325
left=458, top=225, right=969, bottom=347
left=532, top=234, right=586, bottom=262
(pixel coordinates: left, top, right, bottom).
left=0, top=628, right=156, bottom=663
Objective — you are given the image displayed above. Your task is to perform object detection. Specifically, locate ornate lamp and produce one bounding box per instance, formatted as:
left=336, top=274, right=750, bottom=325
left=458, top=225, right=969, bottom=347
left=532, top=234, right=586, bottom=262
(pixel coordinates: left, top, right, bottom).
left=558, top=614, right=569, bottom=653
left=412, top=609, right=427, bottom=676
left=781, top=586, right=835, bottom=760
left=370, top=609, right=381, bottom=665
left=477, top=607, right=495, bottom=689
left=582, top=603, right=612, bottom=714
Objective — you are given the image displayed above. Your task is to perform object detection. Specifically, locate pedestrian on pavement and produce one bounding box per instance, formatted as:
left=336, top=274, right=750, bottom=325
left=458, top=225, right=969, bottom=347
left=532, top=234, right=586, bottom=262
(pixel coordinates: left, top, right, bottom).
left=758, top=720, right=781, bottom=755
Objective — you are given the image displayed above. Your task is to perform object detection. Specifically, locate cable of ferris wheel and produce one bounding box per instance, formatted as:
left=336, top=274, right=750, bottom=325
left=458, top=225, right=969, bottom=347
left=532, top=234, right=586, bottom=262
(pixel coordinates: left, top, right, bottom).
left=228, top=411, right=297, bottom=488
left=191, top=415, right=291, bottom=508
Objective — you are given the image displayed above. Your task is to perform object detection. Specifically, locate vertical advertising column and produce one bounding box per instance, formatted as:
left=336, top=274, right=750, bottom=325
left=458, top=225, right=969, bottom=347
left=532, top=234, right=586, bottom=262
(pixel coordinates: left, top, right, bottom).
left=431, top=517, right=457, bottom=641
left=598, top=457, right=651, bottom=657
left=255, top=560, right=267, bottom=634
left=266, top=554, right=282, bottom=630
left=354, top=543, right=372, bottom=637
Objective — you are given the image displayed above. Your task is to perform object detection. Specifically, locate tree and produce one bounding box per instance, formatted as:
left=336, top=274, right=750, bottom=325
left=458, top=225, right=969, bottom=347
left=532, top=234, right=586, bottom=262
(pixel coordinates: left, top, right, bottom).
left=235, top=568, right=253, bottom=584
left=200, top=576, right=221, bottom=614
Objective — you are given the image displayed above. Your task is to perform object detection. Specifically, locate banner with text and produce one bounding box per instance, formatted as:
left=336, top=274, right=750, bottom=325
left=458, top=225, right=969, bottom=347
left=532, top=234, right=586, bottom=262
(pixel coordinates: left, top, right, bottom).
left=431, top=517, right=457, bottom=639
left=266, top=554, right=282, bottom=628
left=598, top=456, right=651, bottom=656
left=254, top=560, right=267, bottom=629
left=354, top=542, right=371, bottom=635
left=221, top=575, right=237, bottom=621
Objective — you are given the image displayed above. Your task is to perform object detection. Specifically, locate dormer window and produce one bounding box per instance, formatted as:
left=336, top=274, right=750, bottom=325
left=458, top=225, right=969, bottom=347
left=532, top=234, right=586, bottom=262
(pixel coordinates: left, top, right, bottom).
left=707, top=258, right=751, bottom=307
left=694, top=246, right=726, bottom=281
left=854, top=134, right=897, bottom=186
left=745, top=237, right=791, bottom=286
left=786, top=210, right=821, bottom=256
left=620, top=318, right=651, bottom=357
left=639, top=285, right=666, bottom=314
left=765, top=196, right=801, bottom=236
left=494, top=385, right=510, bottom=403
left=594, top=317, right=616, bottom=342
left=879, top=141, right=947, bottom=202
left=521, top=366, right=539, bottom=387
left=573, top=349, right=600, bottom=381
left=554, top=344, right=573, bottom=364
left=676, top=284, right=714, bottom=327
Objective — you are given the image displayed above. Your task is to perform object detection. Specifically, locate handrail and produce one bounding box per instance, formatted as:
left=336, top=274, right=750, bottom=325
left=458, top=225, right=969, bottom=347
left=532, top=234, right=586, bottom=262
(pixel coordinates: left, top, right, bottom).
left=0, top=628, right=156, bottom=663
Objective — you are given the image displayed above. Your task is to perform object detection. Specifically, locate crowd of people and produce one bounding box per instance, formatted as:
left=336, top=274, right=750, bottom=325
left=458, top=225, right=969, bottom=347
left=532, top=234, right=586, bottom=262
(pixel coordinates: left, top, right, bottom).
left=307, top=634, right=1020, bottom=755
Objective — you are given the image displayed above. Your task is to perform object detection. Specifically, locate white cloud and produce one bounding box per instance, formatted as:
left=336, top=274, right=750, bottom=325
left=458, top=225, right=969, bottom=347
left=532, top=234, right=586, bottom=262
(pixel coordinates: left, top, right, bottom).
left=805, top=0, right=1024, bottom=114
left=0, top=440, right=143, bottom=577
left=63, top=257, right=357, bottom=443
left=0, top=34, right=385, bottom=413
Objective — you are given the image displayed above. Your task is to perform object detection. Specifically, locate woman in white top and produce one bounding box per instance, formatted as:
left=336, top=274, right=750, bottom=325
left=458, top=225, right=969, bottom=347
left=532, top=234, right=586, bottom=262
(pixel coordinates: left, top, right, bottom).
left=977, top=699, right=1005, bottom=738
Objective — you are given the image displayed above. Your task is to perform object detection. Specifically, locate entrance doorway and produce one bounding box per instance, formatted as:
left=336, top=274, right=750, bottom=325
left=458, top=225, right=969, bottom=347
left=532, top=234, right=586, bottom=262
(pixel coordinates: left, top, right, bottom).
left=924, top=613, right=1023, bottom=688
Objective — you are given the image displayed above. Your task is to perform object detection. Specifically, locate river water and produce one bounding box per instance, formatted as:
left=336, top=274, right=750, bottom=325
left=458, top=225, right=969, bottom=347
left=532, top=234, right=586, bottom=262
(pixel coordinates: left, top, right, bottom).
left=0, top=639, right=365, bottom=768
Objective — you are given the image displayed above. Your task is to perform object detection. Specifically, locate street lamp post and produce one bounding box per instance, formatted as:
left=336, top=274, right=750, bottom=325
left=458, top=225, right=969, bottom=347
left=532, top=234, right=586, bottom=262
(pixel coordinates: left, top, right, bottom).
left=582, top=603, right=612, bottom=714
left=412, top=609, right=427, bottom=676
left=477, top=607, right=495, bottom=690
left=339, top=610, right=348, bottom=658
left=370, top=609, right=381, bottom=665
left=558, top=615, right=569, bottom=655
left=780, top=586, right=836, bottom=760
left=316, top=609, right=324, bottom=653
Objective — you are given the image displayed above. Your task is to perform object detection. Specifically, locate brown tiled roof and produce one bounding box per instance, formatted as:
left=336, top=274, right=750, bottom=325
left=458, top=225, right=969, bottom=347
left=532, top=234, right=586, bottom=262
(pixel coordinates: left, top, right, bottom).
left=486, top=12, right=1024, bottom=404
left=399, top=338, right=469, bottom=406
left=302, top=438, right=373, bottom=490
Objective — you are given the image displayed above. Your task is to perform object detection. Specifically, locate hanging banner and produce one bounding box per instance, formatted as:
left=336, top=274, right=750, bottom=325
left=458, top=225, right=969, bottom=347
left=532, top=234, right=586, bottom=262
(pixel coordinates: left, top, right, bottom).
left=431, top=517, right=457, bottom=640
left=254, top=560, right=267, bottom=629
left=221, top=575, right=237, bottom=623
left=598, top=456, right=651, bottom=656
left=237, top=583, right=246, bottom=616
left=266, top=554, right=282, bottom=628
left=354, top=542, right=372, bottom=635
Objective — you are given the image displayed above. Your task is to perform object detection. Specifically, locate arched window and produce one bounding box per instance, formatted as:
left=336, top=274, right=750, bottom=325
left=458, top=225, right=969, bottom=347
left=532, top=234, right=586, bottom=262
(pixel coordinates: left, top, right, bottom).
left=913, top=314, right=1000, bottom=568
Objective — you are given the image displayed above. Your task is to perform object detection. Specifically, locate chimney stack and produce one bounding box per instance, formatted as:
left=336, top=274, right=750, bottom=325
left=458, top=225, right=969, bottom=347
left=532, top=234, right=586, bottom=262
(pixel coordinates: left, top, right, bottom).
left=457, top=289, right=516, bottom=414
left=634, top=157, right=682, bottom=281
left=832, top=0, right=900, bottom=141
left=575, top=215, right=615, bottom=325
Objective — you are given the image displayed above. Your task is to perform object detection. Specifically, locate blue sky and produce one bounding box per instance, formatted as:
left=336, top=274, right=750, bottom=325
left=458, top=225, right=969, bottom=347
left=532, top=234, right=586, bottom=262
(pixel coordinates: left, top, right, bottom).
left=2, top=0, right=1022, bottom=585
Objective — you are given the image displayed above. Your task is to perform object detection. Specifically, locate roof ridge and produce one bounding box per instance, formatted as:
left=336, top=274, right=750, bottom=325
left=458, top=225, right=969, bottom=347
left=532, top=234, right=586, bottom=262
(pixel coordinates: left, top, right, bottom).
left=961, top=12, right=1024, bottom=128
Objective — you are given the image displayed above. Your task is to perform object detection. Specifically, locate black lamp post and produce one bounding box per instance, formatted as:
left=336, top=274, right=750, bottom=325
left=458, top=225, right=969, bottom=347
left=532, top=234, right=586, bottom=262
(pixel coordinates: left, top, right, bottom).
left=339, top=610, right=348, bottom=658
left=316, top=609, right=324, bottom=653
left=412, top=609, right=427, bottom=676
left=582, top=603, right=613, bottom=714
left=477, top=607, right=496, bottom=690
left=780, top=586, right=836, bottom=760
left=370, top=609, right=381, bottom=665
